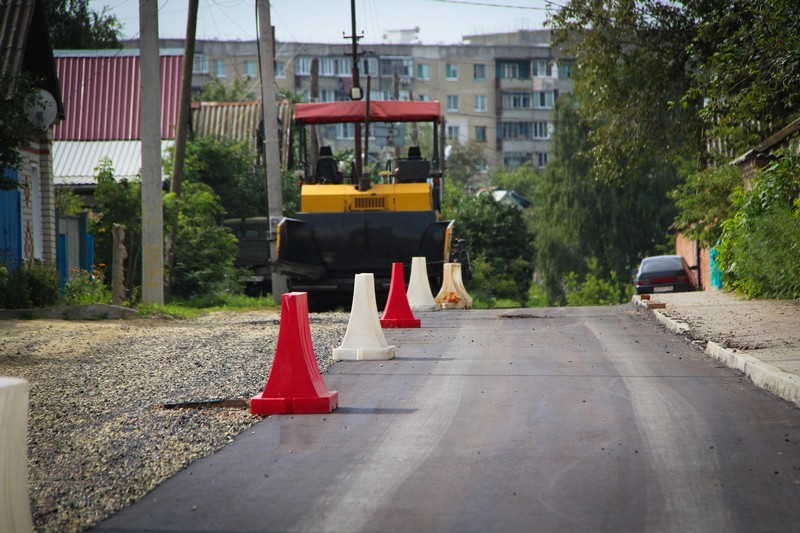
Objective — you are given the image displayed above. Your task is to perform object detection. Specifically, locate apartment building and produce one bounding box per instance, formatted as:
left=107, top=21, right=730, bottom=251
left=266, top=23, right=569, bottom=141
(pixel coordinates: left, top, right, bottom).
left=140, top=30, right=573, bottom=174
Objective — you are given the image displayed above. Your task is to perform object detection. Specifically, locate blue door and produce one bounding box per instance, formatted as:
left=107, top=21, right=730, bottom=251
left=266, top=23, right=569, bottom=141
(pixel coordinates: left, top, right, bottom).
left=0, top=167, right=22, bottom=272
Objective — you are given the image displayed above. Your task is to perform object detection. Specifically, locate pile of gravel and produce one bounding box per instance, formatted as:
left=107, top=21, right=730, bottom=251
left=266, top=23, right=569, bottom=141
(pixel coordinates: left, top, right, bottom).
left=0, top=310, right=349, bottom=532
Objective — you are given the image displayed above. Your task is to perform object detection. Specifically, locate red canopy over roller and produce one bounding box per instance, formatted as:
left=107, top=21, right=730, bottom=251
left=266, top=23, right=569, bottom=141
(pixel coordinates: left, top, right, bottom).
left=294, top=100, right=441, bottom=124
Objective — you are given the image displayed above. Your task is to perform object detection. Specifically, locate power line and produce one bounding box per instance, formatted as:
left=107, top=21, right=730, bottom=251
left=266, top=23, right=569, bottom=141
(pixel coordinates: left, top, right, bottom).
left=431, top=0, right=553, bottom=10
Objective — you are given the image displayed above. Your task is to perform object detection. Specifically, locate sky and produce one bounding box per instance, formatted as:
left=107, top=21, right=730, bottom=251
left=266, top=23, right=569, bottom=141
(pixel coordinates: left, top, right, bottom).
left=89, top=0, right=555, bottom=45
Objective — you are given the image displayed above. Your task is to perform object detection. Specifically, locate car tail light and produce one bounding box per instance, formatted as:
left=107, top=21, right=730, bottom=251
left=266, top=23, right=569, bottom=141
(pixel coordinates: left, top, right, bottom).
left=636, top=279, right=649, bottom=286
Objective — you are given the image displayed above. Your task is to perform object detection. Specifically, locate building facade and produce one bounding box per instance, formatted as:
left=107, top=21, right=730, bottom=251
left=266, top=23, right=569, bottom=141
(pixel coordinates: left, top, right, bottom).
left=142, top=30, right=573, bottom=177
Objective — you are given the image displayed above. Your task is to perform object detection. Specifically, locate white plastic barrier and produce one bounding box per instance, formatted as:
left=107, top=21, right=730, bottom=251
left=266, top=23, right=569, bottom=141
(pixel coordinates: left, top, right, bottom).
left=406, top=257, right=439, bottom=312
left=434, top=262, right=473, bottom=309
left=0, top=377, right=34, bottom=533
left=333, top=273, right=396, bottom=360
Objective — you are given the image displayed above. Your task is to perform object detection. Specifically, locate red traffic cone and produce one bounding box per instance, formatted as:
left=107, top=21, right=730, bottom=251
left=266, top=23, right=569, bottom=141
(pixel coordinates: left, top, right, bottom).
left=380, top=262, right=421, bottom=328
left=251, top=292, right=338, bottom=415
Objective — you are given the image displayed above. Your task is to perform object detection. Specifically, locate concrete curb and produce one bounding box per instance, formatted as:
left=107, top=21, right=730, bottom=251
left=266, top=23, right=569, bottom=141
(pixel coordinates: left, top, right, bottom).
left=633, top=296, right=800, bottom=408
left=706, top=341, right=800, bottom=407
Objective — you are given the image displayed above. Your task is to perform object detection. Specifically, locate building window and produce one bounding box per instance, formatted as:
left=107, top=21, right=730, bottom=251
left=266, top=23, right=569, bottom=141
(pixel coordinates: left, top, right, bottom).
left=475, top=126, right=487, bottom=142
left=319, top=58, right=335, bottom=76
left=557, top=60, right=572, bottom=79
left=502, top=92, right=532, bottom=109
left=336, top=57, right=350, bottom=76
left=478, top=159, right=488, bottom=173
left=418, top=94, right=431, bottom=102
left=473, top=63, right=486, bottom=80
left=275, top=60, right=285, bottom=78
left=502, top=121, right=531, bottom=140
left=296, top=57, right=311, bottom=75
left=359, top=57, right=377, bottom=76
left=536, top=152, right=548, bottom=168
left=212, top=59, right=226, bottom=78
left=533, top=60, right=550, bottom=77
left=337, top=123, right=355, bottom=139
left=447, top=125, right=460, bottom=140
left=504, top=152, right=531, bottom=169
left=501, top=63, right=519, bottom=79
left=193, top=54, right=209, bottom=74
left=533, top=121, right=551, bottom=139
left=242, top=60, right=257, bottom=78
left=446, top=95, right=459, bottom=111
left=319, top=89, right=335, bottom=102
left=534, top=91, right=555, bottom=109
left=473, top=95, right=486, bottom=112
left=417, top=63, right=430, bottom=80
left=446, top=63, right=458, bottom=80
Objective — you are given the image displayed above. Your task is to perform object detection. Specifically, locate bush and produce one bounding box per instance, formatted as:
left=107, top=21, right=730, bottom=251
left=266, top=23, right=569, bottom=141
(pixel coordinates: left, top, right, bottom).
left=717, top=145, right=800, bottom=299
left=444, top=192, right=534, bottom=305
left=563, top=259, right=633, bottom=306
left=0, top=264, right=60, bottom=309
left=168, top=182, right=239, bottom=299
left=64, top=267, right=112, bottom=305
left=718, top=206, right=800, bottom=298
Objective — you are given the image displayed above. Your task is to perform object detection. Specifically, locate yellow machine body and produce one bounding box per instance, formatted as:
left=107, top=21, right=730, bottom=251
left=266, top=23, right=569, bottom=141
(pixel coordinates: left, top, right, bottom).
left=300, top=183, right=433, bottom=213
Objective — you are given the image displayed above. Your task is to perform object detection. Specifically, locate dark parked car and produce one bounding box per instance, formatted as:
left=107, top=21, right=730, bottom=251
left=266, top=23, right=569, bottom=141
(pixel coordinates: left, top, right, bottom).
left=635, top=255, right=695, bottom=294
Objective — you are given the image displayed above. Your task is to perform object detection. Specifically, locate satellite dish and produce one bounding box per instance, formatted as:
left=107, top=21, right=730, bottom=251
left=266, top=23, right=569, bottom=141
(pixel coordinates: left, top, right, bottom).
left=25, top=89, right=58, bottom=130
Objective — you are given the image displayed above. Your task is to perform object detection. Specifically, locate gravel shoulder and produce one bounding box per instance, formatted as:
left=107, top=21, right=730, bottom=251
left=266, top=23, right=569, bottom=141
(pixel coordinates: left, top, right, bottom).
left=0, top=310, right=348, bottom=532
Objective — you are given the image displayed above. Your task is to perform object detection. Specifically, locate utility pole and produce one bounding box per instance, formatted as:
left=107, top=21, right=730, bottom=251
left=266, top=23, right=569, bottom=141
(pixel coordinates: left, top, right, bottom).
left=170, top=0, right=197, bottom=197
left=166, top=0, right=198, bottom=301
left=139, top=0, right=163, bottom=305
left=309, top=57, right=319, bottom=173
left=347, top=0, right=363, bottom=178
left=257, top=0, right=287, bottom=302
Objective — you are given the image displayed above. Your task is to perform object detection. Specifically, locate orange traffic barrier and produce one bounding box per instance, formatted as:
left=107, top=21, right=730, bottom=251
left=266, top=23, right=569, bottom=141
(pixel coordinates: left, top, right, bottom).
left=380, top=262, right=421, bottom=328
left=251, top=292, right=338, bottom=415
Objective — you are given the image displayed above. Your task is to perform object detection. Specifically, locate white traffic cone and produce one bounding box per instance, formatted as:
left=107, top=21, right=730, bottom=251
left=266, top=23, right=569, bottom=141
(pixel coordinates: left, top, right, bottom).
left=333, top=273, right=396, bottom=360
left=406, top=257, right=439, bottom=312
left=0, top=377, right=34, bottom=533
left=452, top=262, right=473, bottom=308
left=435, top=262, right=473, bottom=309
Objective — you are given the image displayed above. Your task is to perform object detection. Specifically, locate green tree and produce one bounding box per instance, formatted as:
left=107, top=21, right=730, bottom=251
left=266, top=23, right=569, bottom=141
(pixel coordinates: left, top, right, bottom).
left=164, top=136, right=266, bottom=220
left=532, top=96, right=679, bottom=305
left=444, top=189, right=533, bottom=305
left=164, top=182, right=239, bottom=299
left=193, top=77, right=255, bottom=102
left=91, top=157, right=142, bottom=298
left=671, top=164, right=742, bottom=247
left=46, top=0, right=122, bottom=49
left=0, top=74, right=41, bottom=183
left=489, top=162, right=538, bottom=202
left=445, top=139, right=486, bottom=188
left=687, top=0, right=800, bottom=153
left=550, top=0, right=700, bottom=185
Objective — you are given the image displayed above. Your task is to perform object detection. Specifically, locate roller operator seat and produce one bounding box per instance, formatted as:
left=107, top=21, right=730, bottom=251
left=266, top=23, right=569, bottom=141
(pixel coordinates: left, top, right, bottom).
left=394, top=146, right=430, bottom=183
left=315, top=146, right=341, bottom=184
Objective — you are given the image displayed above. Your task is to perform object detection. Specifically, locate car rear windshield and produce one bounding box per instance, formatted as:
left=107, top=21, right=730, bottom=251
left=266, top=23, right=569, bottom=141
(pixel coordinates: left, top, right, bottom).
left=641, top=257, right=683, bottom=273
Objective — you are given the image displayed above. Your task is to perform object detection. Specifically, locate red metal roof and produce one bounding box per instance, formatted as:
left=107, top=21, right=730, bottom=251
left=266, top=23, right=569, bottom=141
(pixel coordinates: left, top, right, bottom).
left=53, top=52, right=183, bottom=140
left=294, top=100, right=441, bottom=125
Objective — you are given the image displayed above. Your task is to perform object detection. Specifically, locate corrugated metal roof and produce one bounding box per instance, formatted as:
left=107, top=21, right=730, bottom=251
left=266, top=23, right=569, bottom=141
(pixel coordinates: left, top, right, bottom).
left=191, top=100, right=262, bottom=151
left=53, top=51, right=183, bottom=141
left=1, top=0, right=64, bottom=118
left=53, top=140, right=174, bottom=186
left=0, top=1, right=32, bottom=80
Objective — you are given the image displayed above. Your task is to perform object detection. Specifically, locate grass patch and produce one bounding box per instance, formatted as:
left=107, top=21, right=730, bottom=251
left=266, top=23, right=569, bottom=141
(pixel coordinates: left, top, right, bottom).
left=137, top=293, right=279, bottom=319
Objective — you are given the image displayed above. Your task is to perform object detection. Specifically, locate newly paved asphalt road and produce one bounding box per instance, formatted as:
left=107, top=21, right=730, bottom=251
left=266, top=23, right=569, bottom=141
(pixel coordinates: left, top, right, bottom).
left=95, top=305, right=800, bottom=532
